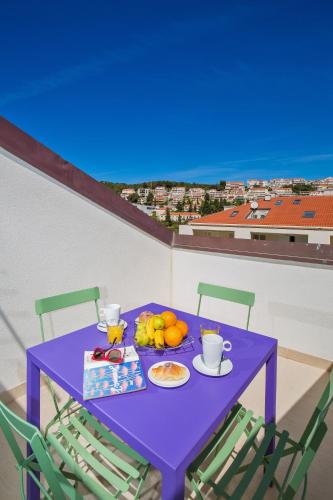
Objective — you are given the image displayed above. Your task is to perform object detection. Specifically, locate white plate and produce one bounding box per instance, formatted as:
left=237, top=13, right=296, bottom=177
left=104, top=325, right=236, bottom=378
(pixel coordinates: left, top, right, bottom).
left=97, top=319, right=128, bottom=333
left=192, top=354, right=233, bottom=377
left=148, top=361, right=190, bottom=388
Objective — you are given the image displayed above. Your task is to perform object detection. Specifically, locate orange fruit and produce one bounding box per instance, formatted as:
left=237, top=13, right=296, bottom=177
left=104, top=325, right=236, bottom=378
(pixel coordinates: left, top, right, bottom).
left=164, top=326, right=183, bottom=347
left=160, top=310, right=177, bottom=328
left=175, top=320, right=189, bottom=337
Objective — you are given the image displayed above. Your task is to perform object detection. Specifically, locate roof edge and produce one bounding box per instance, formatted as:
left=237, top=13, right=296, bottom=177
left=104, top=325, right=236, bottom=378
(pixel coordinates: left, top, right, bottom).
left=190, top=222, right=333, bottom=230
left=0, top=116, right=173, bottom=246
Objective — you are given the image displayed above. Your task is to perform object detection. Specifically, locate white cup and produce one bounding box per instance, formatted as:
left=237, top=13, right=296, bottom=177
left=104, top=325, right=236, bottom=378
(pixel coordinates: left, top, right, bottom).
left=100, top=304, right=121, bottom=325
left=202, top=334, right=232, bottom=369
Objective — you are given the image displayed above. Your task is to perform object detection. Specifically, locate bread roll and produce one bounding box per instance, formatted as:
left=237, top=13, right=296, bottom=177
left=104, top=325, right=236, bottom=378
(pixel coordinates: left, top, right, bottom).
left=152, top=362, right=186, bottom=381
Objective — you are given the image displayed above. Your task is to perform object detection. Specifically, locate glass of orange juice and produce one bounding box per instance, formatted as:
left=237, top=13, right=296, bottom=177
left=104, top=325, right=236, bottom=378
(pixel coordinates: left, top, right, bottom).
left=200, top=324, right=220, bottom=337
left=107, top=323, right=124, bottom=345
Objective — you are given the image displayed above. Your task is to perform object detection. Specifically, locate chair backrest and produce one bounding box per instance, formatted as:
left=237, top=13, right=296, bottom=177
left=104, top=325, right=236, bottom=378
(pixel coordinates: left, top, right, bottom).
left=299, top=369, right=333, bottom=451
left=280, top=370, right=333, bottom=498
left=35, top=286, right=100, bottom=342
left=0, top=401, right=67, bottom=499
left=197, top=282, right=255, bottom=330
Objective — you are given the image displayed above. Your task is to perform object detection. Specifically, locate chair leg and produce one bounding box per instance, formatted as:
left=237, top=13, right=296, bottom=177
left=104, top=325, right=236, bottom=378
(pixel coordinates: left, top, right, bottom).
left=134, top=464, right=151, bottom=500
left=301, top=474, right=308, bottom=500
left=19, top=468, right=26, bottom=500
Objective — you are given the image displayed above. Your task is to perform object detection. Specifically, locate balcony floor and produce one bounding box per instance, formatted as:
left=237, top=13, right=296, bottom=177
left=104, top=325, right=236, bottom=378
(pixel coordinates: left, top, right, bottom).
left=1, top=355, right=332, bottom=499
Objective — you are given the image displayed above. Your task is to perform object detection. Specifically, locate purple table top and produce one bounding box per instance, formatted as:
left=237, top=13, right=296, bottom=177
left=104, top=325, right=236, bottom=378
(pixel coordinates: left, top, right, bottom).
left=27, top=303, right=277, bottom=473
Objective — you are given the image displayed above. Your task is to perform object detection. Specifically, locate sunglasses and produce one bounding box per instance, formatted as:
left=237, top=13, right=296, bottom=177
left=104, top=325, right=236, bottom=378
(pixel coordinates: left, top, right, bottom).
left=92, top=347, right=123, bottom=363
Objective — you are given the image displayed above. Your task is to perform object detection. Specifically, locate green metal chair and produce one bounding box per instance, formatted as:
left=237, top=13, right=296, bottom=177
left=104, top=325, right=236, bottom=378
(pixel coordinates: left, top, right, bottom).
left=35, top=287, right=101, bottom=431
left=0, top=400, right=81, bottom=499
left=197, top=282, right=255, bottom=330
left=187, top=369, right=333, bottom=499
left=0, top=401, right=150, bottom=499
left=35, top=287, right=101, bottom=343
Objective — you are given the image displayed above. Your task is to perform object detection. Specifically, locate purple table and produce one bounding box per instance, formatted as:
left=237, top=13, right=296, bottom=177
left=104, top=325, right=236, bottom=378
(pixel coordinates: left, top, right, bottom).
left=27, top=303, right=277, bottom=500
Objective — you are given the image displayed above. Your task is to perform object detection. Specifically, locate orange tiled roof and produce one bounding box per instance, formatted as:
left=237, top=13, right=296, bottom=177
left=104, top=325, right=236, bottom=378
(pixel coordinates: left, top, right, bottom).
left=193, top=197, right=333, bottom=228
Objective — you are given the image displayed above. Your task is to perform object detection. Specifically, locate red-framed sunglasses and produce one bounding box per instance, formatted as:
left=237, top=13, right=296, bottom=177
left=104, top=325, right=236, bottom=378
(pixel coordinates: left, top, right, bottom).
left=92, top=347, right=123, bottom=363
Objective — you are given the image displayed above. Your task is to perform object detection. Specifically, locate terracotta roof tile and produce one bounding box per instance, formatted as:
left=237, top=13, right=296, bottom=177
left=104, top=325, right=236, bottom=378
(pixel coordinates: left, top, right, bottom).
left=193, top=197, right=333, bottom=228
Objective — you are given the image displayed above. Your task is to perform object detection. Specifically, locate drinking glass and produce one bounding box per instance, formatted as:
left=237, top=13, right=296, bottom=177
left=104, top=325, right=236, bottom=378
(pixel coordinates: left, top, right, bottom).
left=107, top=323, right=124, bottom=345
left=200, top=324, right=220, bottom=337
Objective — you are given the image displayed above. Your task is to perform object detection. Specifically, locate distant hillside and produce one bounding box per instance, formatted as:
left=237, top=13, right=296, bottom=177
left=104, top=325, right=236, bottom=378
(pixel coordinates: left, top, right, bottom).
left=101, top=180, right=226, bottom=193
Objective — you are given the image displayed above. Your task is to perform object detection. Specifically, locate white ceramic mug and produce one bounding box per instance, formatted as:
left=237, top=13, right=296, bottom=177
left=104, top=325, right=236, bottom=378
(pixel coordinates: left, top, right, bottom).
left=202, top=334, right=232, bottom=369
left=100, top=304, right=121, bottom=325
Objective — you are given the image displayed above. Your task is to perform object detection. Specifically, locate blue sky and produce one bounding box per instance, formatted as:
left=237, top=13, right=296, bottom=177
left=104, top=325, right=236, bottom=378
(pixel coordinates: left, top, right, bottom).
left=1, top=0, right=332, bottom=183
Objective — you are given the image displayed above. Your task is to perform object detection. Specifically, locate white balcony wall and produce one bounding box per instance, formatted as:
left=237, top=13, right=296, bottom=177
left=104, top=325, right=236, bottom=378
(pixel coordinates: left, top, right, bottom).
left=171, top=248, right=333, bottom=360
left=0, top=150, right=171, bottom=391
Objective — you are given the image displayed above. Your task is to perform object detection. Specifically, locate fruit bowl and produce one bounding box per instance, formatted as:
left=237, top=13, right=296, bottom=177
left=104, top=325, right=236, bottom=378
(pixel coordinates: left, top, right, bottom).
left=134, top=310, right=194, bottom=355
left=134, top=335, right=195, bottom=355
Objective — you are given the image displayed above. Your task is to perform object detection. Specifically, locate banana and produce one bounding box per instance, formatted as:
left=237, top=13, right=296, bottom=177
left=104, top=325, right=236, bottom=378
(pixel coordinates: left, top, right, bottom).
left=146, top=317, right=156, bottom=345
left=154, top=329, right=164, bottom=349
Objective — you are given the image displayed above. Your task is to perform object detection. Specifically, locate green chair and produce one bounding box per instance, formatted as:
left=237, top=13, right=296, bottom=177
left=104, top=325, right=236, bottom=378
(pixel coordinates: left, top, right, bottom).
left=197, top=282, right=255, bottom=330
left=35, top=287, right=101, bottom=343
left=0, top=400, right=81, bottom=499
left=187, top=370, right=333, bottom=499
left=0, top=401, right=150, bottom=499
left=35, top=287, right=101, bottom=431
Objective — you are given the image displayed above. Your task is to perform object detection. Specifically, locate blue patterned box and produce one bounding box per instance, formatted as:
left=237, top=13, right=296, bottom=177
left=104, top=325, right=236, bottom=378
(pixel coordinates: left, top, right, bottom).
left=83, top=346, right=146, bottom=400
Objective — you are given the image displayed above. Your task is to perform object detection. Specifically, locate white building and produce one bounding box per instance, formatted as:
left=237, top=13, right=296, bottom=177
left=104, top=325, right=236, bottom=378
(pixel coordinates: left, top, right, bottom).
left=169, top=186, right=186, bottom=204
left=271, top=178, right=293, bottom=187
left=246, top=187, right=269, bottom=200
left=184, top=196, right=333, bottom=244
left=154, top=186, right=168, bottom=204
left=273, top=187, right=293, bottom=197
left=247, top=179, right=269, bottom=188
left=137, top=187, right=151, bottom=202
left=225, top=181, right=245, bottom=190
left=207, top=189, right=224, bottom=200
left=120, top=188, right=136, bottom=200
left=188, top=188, right=205, bottom=204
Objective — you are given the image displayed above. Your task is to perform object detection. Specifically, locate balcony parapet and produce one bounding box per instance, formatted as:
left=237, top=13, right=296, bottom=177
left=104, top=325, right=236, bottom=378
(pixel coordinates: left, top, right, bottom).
left=173, top=234, right=333, bottom=267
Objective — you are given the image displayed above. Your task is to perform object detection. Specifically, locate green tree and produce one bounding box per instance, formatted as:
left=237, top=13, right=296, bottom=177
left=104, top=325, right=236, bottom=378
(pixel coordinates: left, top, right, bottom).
left=217, top=180, right=226, bottom=191
left=176, top=200, right=184, bottom=211
left=165, top=207, right=171, bottom=225
left=200, top=193, right=213, bottom=216
left=146, top=191, right=154, bottom=205
left=178, top=214, right=182, bottom=224
left=234, top=198, right=243, bottom=206
left=128, top=193, right=139, bottom=203
left=292, top=183, right=316, bottom=194
left=188, top=200, right=193, bottom=212
left=213, top=199, right=220, bottom=212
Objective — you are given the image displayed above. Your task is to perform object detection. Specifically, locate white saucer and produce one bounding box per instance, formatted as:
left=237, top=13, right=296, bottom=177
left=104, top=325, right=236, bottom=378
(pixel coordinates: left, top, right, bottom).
left=192, top=354, right=233, bottom=377
left=148, top=361, right=190, bottom=388
left=97, top=319, right=128, bottom=333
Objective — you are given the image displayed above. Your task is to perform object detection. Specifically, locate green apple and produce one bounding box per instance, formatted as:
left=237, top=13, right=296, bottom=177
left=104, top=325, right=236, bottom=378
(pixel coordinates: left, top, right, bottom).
left=153, top=315, right=165, bottom=330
